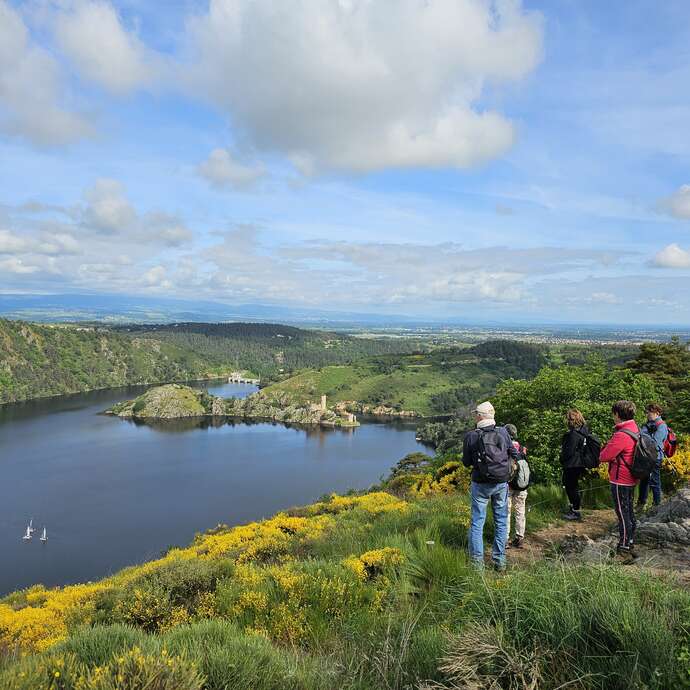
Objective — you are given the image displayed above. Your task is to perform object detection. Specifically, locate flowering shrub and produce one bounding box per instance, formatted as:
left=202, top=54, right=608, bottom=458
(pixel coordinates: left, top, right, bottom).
left=0, top=491, right=407, bottom=654
left=304, top=492, right=408, bottom=516
left=343, top=548, right=405, bottom=581
left=408, top=462, right=471, bottom=497
left=85, top=647, right=202, bottom=690
left=662, top=437, right=690, bottom=488
left=0, top=582, right=108, bottom=653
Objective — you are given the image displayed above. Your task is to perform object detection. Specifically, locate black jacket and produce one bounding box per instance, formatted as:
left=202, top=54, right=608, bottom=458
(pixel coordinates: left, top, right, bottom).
left=462, top=424, right=518, bottom=483
left=560, top=426, right=588, bottom=469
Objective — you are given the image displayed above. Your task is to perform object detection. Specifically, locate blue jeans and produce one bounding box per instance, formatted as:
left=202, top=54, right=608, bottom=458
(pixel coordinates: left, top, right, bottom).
left=638, top=459, right=662, bottom=506
left=468, top=481, right=509, bottom=568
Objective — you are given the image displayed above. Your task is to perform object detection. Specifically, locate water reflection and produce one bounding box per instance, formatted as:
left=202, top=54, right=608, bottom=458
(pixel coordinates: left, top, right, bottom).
left=0, top=382, right=423, bottom=594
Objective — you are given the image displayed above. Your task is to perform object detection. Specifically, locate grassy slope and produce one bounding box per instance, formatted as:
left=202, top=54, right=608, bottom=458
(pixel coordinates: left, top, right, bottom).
left=264, top=361, right=459, bottom=415
left=262, top=350, right=523, bottom=416
left=1, top=487, right=687, bottom=690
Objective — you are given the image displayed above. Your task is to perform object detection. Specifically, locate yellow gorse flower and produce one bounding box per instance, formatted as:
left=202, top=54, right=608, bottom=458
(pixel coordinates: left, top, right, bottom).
left=0, top=491, right=408, bottom=653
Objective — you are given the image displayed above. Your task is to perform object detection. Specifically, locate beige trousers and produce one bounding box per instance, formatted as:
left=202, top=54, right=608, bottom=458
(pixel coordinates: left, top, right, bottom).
left=507, top=488, right=527, bottom=538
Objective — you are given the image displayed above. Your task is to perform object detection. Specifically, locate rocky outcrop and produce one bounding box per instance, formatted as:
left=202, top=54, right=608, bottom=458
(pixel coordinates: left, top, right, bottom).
left=107, top=385, right=359, bottom=427
left=107, top=384, right=214, bottom=418
left=226, top=391, right=359, bottom=427
left=336, top=401, right=418, bottom=418
left=636, top=485, right=690, bottom=547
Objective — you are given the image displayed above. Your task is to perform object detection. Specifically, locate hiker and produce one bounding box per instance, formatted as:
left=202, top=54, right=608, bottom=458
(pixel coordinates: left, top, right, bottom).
left=462, top=401, right=519, bottom=571
left=599, top=400, right=640, bottom=561
left=560, top=409, right=589, bottom=521
left=637, top=403, right=668, bottom=509
left=505, top=424, right=529, bottom=548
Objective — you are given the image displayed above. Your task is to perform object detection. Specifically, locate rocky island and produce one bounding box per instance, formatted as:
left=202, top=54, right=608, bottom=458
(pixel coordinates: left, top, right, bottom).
left=106, top=384, right=360, bottom=427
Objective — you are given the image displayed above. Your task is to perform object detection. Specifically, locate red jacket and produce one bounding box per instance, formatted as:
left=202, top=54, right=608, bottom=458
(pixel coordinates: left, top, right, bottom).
left=599, top=419, right=640, bottom=486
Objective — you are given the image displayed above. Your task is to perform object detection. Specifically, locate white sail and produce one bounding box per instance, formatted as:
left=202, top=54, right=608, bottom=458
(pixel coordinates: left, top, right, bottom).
left=28, top=518, right=35, bottom=533
left=22, top=525, right=32, bottom=540
left=40, top=527, right=47, bottom=542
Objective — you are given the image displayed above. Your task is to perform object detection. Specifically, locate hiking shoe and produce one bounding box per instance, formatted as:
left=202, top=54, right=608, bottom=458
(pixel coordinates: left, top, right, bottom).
left=563, top=509, right=582, bottom=521
left=511, top=536, right=524, bottom=549
left=615, top=546, right=638, bottom=564
left=491, top=561, right=507, bottom=573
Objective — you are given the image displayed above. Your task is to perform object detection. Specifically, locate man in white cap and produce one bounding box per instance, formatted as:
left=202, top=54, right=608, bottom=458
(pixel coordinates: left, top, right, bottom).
left=462, top=401, right=518, bottom=571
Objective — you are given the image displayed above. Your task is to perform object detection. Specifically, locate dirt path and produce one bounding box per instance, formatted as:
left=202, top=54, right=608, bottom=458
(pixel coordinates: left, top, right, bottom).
left=507, top=508, right=690, bottom=586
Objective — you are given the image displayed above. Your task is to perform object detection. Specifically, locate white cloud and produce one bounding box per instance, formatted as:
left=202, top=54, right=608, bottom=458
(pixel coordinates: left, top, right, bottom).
left=0, top=0, right=92, bottom=145
left=143, top=213, right=194, bottom=247
left=658, top=184, right=690, bottom=220
left=186, top=0, right=543, bottom=173
left=197, top=148, right=266, bottom=190
left=0, top=257, right=40, bottom=274
left=54, top=0, right=156, bottom=93
left=587, top=292, right=620, bottom=305
left=0, top=228, right=79, bottom=255
left=0, top=229, right=30, bottom=254
left=142, top=265, right=172, bottom=289
left=83, top=178, right=137, bottom=232
left=653, top=243, right=690, bottom=269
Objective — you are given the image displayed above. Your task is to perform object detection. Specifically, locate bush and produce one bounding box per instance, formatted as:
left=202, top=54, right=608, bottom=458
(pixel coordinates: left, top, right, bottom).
left=493, top=361, right=664, bottom=483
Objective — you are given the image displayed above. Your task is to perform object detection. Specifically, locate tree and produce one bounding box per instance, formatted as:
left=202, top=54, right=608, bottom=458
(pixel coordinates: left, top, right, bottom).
left=493, top=361, right=664, bottom=483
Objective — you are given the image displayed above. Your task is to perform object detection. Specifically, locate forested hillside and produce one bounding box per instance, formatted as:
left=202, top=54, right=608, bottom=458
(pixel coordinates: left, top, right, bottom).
left=0, top=320, right=423, bottom=404
left=117, top=322, right=424, bottom=379
left=0, top=320, right=225, bottom=404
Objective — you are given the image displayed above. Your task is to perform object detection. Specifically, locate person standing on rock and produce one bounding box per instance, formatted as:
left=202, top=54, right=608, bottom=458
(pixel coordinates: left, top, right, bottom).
left=560, top=409, right=589, bottom=521
left=505, top=424, right=529, bottom=548
left=462, top=401, right=519, bottom=571
left=637, top=403, right=668, bottom=510
left=599, top=400, right=640, bottom=562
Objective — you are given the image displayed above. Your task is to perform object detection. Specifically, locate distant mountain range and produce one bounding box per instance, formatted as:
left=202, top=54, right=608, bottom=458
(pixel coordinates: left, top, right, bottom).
left=1, top=293, right=688, bottom=340
left=0, top=293, right=418, bottom=327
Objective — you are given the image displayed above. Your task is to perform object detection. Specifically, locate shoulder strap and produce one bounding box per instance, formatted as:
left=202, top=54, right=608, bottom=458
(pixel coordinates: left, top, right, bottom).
left=619, top=429, right=640, bottom=442
left=616, top=429, right=638, bottom=474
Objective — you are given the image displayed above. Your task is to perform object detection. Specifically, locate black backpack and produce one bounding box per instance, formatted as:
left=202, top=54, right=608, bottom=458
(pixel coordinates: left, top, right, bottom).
left=619, top=429, right=657, bottom=480
left=576, top=429, right=601, bottom=469
left=476, top=428, right=513, bottom=483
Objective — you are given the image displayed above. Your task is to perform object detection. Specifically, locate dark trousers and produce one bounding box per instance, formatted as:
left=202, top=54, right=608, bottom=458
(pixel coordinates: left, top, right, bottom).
left=611, top=484, right=636, bottom=548
left=563, top=468, right=584, bottom=510
left=638, top=460, right=662, bottom=506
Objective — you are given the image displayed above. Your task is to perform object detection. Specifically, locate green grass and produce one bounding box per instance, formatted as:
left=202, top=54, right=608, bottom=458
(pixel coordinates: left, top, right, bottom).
left=2, top=488, right=688, bottom=690
left=264, top=360, right=472, bottom=415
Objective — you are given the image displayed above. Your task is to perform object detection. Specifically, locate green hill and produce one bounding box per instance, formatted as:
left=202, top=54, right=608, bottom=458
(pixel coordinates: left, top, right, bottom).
left=0, top=320, right=423, bottom=405
left=116, top=322, right=425, bottom=380
left=262, top=342, right=549, bottom=416
left=0, top=320, right=226, bottom=404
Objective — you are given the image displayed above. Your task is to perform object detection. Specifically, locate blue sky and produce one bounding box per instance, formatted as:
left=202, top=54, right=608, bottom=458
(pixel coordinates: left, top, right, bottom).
left=1, top=0, right=689, bottom=325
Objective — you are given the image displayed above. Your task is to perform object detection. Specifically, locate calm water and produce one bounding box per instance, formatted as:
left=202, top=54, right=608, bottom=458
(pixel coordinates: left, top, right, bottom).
left=0, top=381, right=425, bottom=595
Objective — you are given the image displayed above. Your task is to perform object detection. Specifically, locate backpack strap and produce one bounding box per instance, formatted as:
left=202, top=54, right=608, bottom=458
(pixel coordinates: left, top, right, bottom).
left=619, top=429, right=640, bottom=443
left=616, top=428, right=639, bottom=475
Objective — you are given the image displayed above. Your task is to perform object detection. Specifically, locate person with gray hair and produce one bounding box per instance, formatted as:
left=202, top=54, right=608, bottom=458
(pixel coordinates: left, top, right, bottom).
left=462, top=401, right=519, bottom=571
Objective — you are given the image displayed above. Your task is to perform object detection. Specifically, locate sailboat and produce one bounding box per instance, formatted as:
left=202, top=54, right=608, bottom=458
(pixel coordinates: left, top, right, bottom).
left=28, top=518, right=35, bottom=534
left=22, top=524, right=32, bottom=540
left=40, top=527, right=47, bottom=543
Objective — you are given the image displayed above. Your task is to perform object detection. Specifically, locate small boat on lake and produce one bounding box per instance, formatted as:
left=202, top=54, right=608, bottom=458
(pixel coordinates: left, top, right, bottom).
left=40, top=527, right=48, bottom=543
left=28, top=518, right=35, bottom=534
left=22, top=525, right=32, bottom=541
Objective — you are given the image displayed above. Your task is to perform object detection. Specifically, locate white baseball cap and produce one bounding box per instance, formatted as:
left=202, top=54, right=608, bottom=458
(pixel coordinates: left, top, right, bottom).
left=474, top=401, right=495, bottom=418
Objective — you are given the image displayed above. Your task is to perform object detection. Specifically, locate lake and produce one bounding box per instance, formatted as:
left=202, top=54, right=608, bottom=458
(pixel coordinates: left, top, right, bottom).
left=0, top=381, right=426, bottom=595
